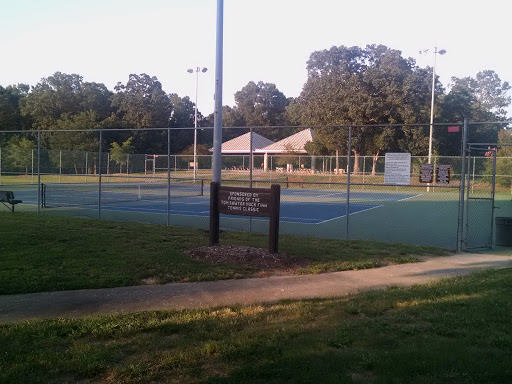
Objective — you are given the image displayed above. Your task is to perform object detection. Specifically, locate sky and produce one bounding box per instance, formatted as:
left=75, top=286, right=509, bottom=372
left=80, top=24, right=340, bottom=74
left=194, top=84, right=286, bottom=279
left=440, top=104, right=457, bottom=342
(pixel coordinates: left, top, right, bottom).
left=1, top=0, right=512, bottom=118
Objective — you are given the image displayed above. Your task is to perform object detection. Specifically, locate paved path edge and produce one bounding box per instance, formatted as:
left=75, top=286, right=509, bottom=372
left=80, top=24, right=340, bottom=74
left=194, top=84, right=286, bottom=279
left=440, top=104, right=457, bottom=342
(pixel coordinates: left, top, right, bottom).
left=1, top=253, right=511, bottom=323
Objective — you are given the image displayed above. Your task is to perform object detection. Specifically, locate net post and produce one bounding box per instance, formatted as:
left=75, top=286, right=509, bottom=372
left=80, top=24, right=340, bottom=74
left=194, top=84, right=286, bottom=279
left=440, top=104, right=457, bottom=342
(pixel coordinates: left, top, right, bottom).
left=269, top=184, right=281, bottom=253
left=209, top=181, right=220, bottom=246
left=41, top=183, right=45, bottom=208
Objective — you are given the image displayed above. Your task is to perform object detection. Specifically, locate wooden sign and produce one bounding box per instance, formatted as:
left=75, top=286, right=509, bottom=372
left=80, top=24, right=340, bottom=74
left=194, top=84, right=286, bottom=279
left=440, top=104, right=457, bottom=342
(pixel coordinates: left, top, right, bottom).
left=419, top=164, right=434, bottom=183
left=436, top=165, right=451, bottom=184
left=218, top=186, right=273, bottom=217
left=210, top=183, right=281, bottom=253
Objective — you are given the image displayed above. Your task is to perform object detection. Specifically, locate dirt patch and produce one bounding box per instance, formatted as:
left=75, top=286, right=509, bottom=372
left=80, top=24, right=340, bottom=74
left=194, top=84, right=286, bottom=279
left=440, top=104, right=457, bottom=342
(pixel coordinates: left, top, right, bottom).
left=186, top=245, right=310, bottom=274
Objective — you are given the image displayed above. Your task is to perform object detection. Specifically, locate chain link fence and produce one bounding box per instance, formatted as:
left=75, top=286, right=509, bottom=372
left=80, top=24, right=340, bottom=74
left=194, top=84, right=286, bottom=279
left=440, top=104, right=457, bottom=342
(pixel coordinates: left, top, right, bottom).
left=1, top=123, right=510, bottom=250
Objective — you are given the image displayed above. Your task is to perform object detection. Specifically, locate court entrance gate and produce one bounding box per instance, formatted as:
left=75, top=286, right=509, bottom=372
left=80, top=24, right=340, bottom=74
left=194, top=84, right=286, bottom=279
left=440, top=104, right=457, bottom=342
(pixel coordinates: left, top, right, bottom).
left=463, top=144, right=497, bottom=249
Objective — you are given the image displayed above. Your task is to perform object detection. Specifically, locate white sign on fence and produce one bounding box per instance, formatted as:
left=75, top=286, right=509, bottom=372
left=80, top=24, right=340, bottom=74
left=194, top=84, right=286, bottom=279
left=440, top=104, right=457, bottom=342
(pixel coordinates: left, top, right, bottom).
left=384, top=153, right=411, bottom=185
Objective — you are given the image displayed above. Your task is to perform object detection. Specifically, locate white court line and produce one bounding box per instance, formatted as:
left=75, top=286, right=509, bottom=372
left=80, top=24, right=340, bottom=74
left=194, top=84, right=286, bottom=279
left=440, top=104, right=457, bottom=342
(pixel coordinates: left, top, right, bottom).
left=397, top=193, right=423, bottom=202
left=100, top=206, right=207, bottom=215
left=315, top=205, right=383, bottom=224
left=311, top=193, right=342, bottom=199
left=96, top=201, right=386, bottom=225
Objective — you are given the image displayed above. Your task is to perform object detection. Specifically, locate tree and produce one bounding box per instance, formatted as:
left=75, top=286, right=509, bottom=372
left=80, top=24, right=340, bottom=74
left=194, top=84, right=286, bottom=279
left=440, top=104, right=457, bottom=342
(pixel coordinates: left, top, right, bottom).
left=234, top=81, right=291, bottom=139
left=204, top=106, right=247, bottom=144
left=463, top=70, right=510, bottom=119
left=112, top=73, right=171, bottom=128
left=0, top=84, right=30, bottom=134
left=437, top=70, right=511, bottom=156
left=167, top=94, right=197, bottom=154
left=21, top=72, right=81, bottom=129
left=80, top=82, right=114, bottom=121
left=297, top=44, right=432, bottom=173
left=5, top=135, right=37, bottom=174
left=112, top=73, right=172, bottom=154
left=110, top=137, right=134, bottom=173
left=47, top=111, right=101, bottom=174
left=20, top=72, right=113, bottom=131
left=169, top=94, right=196, bottom=128
left=304, top=139, right=329, bottom=172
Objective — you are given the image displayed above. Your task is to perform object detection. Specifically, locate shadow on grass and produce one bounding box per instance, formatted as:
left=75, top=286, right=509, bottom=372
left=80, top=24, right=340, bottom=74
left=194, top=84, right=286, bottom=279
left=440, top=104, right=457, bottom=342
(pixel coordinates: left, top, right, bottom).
left=3, top=268, right=507, bottom=383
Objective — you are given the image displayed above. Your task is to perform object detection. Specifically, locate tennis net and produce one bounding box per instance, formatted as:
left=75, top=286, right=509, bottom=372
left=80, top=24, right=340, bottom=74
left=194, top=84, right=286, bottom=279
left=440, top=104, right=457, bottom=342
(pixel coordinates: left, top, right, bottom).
left=41, top=179, right=204, bottom=208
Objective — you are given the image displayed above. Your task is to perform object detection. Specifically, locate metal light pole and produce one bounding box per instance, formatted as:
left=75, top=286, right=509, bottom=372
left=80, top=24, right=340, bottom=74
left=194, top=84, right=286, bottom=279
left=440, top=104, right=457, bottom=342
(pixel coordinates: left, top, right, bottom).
left=187, top=67, right=208, bottom=179
left=422, top=47, right=446, bottom=165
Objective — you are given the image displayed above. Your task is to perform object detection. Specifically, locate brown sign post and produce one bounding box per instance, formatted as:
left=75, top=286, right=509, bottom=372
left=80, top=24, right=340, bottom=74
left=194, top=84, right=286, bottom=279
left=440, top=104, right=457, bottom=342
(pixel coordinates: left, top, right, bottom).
left=209, top=183, right=281, bottom=253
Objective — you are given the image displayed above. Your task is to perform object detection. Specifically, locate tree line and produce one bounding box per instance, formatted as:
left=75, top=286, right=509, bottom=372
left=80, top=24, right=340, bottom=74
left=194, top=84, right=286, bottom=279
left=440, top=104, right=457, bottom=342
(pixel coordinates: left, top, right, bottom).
left=0, top=44, right=510, bottom=164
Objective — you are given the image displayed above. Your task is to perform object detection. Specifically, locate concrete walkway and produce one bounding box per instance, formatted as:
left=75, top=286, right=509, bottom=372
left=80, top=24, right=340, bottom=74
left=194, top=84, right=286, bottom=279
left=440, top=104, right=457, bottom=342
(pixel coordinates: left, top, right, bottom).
left=1, top=252, right=511, bottom=323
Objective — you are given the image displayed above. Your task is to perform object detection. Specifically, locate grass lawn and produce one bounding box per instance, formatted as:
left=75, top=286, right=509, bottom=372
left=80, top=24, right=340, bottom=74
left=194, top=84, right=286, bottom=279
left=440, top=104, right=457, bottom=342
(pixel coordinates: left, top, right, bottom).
left=0, top=212, right=449, bottom=295
left=1, top=267, right=511, bottom=383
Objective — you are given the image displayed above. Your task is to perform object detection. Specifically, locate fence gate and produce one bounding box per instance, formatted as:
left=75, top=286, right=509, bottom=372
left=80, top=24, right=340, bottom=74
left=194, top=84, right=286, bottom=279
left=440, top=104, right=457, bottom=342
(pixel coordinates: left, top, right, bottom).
left=464, top=145, right=497, bottom=249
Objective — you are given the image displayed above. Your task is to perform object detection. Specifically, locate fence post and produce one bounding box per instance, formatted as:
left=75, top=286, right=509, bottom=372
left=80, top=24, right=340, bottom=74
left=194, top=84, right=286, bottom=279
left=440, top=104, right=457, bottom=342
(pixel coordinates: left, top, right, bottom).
left=0, top=147, right=2, bottom=185
left=490, top=148, right=497, bottom=247
left=30, top=149, right=33, bottom=183
left=59, top=150, right=62, bottom=183
left=98, top=130, right=103, bottom=219
left=362, top=155, right=366, bottom=186
left=345, top=126, right=352, bottom=240
left=471, top=157, right=475, bottom=194
left=167, top=129, right=171, bottom=226
left=85, top=152, right=88, bottom=183
left=37, top=132, right=41, bottom=214
left=457, top=118, right=469, bottom=252
left=465, top=143, right=472, bottom=249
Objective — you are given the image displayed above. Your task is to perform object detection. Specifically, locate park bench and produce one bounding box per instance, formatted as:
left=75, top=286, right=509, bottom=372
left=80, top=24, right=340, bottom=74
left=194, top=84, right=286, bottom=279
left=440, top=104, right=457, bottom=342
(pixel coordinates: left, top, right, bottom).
left=0, top=191, right=22, bottom=212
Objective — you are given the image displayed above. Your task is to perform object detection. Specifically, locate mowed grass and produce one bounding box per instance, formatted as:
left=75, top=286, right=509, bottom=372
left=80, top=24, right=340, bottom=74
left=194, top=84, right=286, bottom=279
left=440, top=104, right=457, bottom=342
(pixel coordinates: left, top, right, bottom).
left=0, top=212, right=449, bottom=295
left=1, top=268, right=511, bottom=383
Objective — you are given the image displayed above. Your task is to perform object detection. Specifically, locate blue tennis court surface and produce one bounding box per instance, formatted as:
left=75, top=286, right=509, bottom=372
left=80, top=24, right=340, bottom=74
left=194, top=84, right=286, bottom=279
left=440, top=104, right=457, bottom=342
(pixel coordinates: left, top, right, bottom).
left=97, top=198, right=380, bottom=224
left=9, top=186, right=420, bottom=225
left=282, top=189, right=419, bottom=202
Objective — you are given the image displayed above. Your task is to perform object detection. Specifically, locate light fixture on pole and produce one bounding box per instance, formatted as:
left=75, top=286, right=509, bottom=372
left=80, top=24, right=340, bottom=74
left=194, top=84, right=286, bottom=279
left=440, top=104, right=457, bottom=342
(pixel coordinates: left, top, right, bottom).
left=187, top=67, right=208, bottom=179
left=420, top=47, right=446, bottom=165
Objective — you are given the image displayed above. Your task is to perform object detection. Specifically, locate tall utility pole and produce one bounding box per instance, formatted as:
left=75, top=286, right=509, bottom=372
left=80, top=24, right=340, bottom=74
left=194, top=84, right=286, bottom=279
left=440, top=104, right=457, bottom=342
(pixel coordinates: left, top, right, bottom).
left=187, top=67, right=208, bottom=180
left=421, top=47, right=447, bottom=165
left=212, top=0, right=224, bottom=184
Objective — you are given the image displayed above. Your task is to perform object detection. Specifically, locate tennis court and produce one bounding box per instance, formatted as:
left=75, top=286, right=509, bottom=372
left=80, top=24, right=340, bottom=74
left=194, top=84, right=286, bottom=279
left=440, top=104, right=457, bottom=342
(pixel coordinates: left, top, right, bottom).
left=37, top=182, right=417, bottom=225
left=5, top=181, right=465, bottom=249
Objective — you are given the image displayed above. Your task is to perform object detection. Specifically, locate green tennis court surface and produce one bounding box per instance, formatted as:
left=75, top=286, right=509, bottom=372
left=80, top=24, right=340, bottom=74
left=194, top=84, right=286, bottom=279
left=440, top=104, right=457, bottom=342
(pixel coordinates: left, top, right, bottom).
left=7, top=183, right=478, bottom=249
